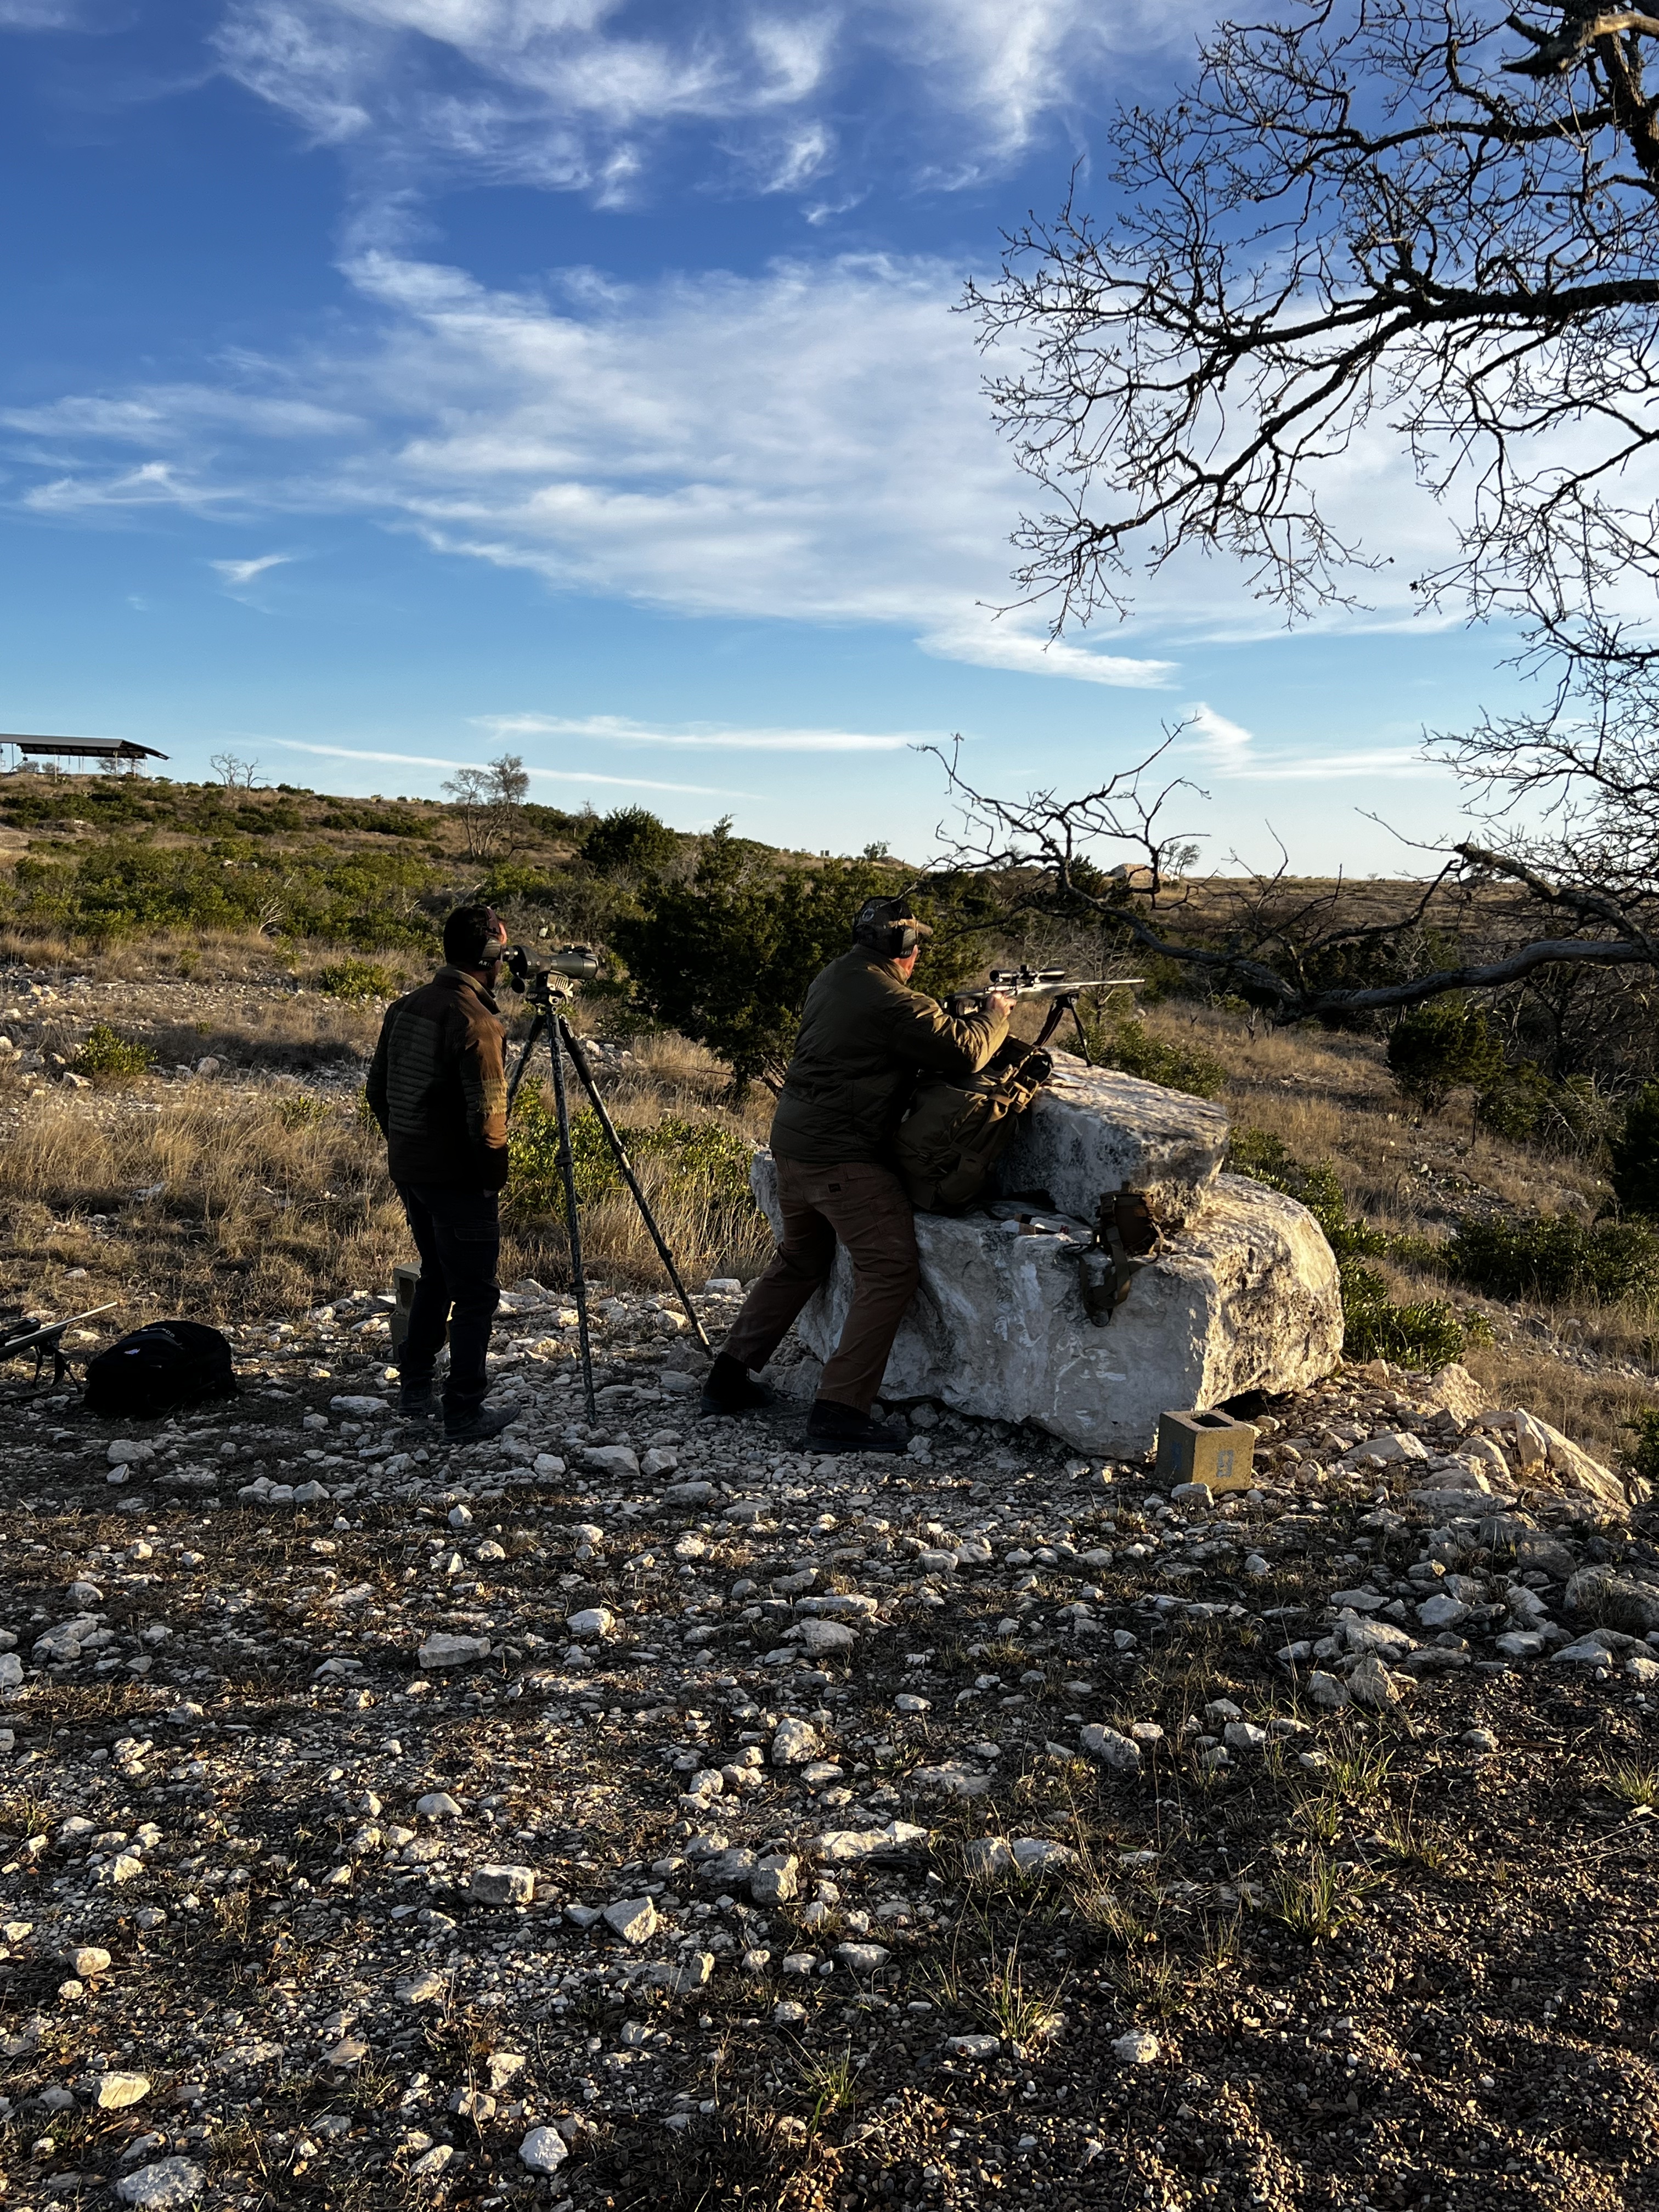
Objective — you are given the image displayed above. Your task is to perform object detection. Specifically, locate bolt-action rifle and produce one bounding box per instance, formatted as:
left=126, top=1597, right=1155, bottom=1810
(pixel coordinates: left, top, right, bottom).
left=0, top=1302, right=119, bottom=1387
left=948, top=970, right=1144, bottom=1064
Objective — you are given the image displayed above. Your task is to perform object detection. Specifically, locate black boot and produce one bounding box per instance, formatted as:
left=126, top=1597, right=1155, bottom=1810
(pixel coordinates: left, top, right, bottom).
left=805, top=1397, right=907, bottom=1455
left=399, top=1376, right=436, bottom=1419
left=443, top=1402, right=521, bottom=1445
left=700, top=1351, right=774, bottom=1417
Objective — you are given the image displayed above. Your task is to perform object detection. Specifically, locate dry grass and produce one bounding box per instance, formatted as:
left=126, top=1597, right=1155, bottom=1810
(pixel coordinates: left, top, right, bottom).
left=0, top=1046, right=771, bottom=1331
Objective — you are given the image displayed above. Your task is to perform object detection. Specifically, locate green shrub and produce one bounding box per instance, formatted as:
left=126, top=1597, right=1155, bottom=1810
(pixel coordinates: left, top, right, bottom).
left=506, top=1089, right=757, bottom=1232
left=1479, top=1065, right=1618, bottom=1152
left=315, top=960, right=399, bottom=1002
left=1475, top=1060, right=1554, bottom=1142
left=614, top=832, right=992, bottom=1091
left=72, top=1023, right=155, bottom=1087
left=277, top=1091, right=331, bottom=1128
left=1087, top=1014, right=1227, bottom=1100
left=1386, top=995, right=1504, bottom=1113
left=1620, top=1407, right=1659, bottom=1488
left=1230, top=1125, right=1477, bottom=1364
left=1444, top=1212, right=1659, bottom=1304
left=1338, top=1263, right=1471, bottom=1368
left=1, top=833, right=444, bottom=950
left=583, top=806, right=682, bottom=879
left=1610, top=1082, right=1659, bottom=1220
left=1226, top=1127, right=1386, bottom=1260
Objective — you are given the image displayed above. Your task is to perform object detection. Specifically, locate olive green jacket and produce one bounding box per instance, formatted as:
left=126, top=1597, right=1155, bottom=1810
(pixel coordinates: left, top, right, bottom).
left=769, top=949, right=1009, bottom=1167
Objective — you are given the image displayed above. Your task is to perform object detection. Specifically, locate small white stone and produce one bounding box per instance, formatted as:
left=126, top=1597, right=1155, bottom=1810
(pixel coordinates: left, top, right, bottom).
left=1079, top=1723, right=1142, bottom=1774
left=947, top=2032, right=1002, bottom=2058
left=582, top=1444, right=640, bottom=1479
left=396, top=1970, right=448, bottom=2006
left=470, top=1864, right=535, bottom=1906
left=602, top=1896, right=658, bottom=1945
left=518, top=2125, right=568, bottom=2175
left=533, top=1453, right=566, bottom=1476
left=771, top=1717, right=821, bottom=1765
left=1112, top=2029, right=1160, bottom=2065
left=566, top=1606, right=616, bottom=1639
left=115, top=2159, right=205, bottom=2209
left=107, top=1440, right=156, bottom=1466
left=415, top=1791, right=462, bottom=1820
left=417, top=1632, right=490, bottom=1668
left=98, top=2072, right=151, bottom=2110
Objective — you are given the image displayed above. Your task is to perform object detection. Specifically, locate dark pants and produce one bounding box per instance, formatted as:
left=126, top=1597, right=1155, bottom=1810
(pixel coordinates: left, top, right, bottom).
left=723, top=1156, right=919, bottom=1414
left=394, top=1183, right=501, bottom=1418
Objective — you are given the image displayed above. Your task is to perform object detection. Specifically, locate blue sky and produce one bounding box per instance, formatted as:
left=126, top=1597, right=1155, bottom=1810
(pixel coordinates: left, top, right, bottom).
left=0, top=0, right=1526, bottom=870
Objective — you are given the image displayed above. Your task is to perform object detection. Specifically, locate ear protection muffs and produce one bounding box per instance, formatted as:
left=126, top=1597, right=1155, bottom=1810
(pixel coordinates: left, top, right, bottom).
left=853, top=898, right=930, bottom=960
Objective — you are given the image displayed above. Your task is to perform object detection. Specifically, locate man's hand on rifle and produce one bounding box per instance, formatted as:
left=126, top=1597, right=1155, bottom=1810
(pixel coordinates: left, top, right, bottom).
left=985, top=988, right=1016, bottom=1020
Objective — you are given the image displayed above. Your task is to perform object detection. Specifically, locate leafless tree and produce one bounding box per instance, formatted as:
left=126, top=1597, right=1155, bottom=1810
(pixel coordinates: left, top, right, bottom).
left=442, top=752, right=531, bottom=864
left=969, top=0, right=1659, bottom=663
left=951, top=0, right=1659, bottom=1027
left=924, top=735, right=1658, bottom=1024
left=209, top=751, right=263, bottom=791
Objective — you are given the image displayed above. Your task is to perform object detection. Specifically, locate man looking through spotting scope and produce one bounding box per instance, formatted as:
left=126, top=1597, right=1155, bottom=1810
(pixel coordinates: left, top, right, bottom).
left=703, top=898, right=1013, bottom=1453
left=366, top=902, right=521, bottom=1445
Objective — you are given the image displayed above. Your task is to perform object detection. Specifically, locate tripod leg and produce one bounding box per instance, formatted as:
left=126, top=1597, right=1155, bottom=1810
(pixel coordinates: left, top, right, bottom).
left=557, top=1019, right=714, bottom=1355
left=506, top=1013, right=549, bottom=1111
left=545, top=1018, right=597, bottom=1420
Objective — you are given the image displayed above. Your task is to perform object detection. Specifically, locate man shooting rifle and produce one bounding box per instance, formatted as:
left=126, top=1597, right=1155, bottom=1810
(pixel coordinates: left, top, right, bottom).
left=702, top=897, right=1014, bottom=1454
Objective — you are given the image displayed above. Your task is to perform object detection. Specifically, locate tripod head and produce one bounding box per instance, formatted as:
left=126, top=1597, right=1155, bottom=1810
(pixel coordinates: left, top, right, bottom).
left=500, top=942, right=599, bottom=1007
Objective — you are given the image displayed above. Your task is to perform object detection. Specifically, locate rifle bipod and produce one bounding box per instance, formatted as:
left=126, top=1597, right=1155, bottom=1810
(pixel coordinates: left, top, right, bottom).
left=505, top=993, right=712, bottom=1421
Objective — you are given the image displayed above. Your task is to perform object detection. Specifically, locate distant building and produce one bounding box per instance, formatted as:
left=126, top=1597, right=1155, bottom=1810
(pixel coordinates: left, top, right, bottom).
left=2, top=734, right=168, bottom=774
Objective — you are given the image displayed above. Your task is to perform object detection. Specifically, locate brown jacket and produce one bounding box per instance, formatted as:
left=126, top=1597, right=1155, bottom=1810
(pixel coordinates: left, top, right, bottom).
left=366, top=967, right=509, bottom=1190
left=769, top=947, right=1008, bottom=1167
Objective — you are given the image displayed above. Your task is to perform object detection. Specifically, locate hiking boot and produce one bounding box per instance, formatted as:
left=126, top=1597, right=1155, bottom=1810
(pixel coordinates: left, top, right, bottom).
left=442, top=1403, right=521, bottom=1446
left=805, top=1398, right=907, bottom=1455
left=700, top=1351, right=774, bottom=1417
left=398, top=1380, right=436, bottom=1419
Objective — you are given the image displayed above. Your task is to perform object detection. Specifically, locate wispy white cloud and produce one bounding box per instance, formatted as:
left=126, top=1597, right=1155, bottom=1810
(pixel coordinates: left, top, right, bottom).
left=208, top=0, right=1198, bottom=203
left=478, top=712, right=923, bottom=751
left=1219, top=746, right=1434, bottom=782
left=211, top=551, right=295, bottom=586
left=1184, top=700, right=1253, bottom=762
left=919, top=618, right=1174, bottom=689
left=270, top=736, right=757, bottom=795
left=0, top=1, right=92, bottom=24
left=7, top=248, right=1175, bottom=685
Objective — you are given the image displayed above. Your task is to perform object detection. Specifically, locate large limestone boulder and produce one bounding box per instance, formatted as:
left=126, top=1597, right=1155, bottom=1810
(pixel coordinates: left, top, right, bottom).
left=994, top=1056, right=1229, bottom=1228
left=750, top=1053, right=1340, bottom=1453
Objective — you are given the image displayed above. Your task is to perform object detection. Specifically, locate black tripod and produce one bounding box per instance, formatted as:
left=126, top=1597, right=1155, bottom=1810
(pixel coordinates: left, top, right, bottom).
left=502, top=951, right=712, bottom=1420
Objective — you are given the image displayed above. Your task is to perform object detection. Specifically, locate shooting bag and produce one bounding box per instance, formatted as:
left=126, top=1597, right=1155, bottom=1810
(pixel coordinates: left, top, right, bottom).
left=895, top=1039, right=1053, bottom=1212
left=84, top=1320, right=238, bottom=1419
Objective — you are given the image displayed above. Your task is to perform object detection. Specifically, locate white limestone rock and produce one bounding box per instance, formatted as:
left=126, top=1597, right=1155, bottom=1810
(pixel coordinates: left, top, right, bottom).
left=754, top=1154, right=1340, bottom=1457
left=994, top=1054, right=1229, bottom=1227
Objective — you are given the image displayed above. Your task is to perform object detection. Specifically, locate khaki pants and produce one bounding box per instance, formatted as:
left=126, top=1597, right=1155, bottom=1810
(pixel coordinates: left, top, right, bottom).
left=723, top=1156, right=919, bottom=1414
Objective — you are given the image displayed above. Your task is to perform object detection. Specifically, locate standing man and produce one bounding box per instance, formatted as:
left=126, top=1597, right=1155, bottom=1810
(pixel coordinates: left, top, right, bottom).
left=704, top=898, right=1013, bottom=1454
left=366, top=902, right=520, bottom=1444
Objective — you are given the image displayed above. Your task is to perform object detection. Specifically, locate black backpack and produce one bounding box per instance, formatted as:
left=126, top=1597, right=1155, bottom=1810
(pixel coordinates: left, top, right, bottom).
left=84, top=1321, right=238, bottom=1418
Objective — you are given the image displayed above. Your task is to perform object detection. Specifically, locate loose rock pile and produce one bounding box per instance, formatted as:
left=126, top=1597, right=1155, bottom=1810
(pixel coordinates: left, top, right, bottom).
left=0, top=1292, right=1655, bottom=2211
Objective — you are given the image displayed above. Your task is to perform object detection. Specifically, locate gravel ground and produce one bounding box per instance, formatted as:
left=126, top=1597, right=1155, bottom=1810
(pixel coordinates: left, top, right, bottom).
left=1, top=1293, right=1657, bottom=2212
